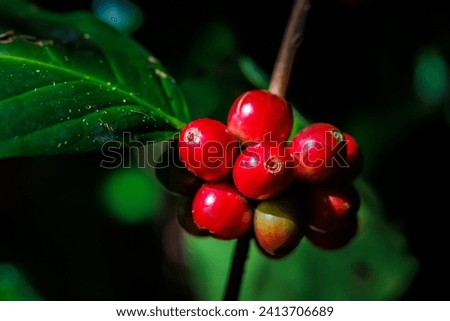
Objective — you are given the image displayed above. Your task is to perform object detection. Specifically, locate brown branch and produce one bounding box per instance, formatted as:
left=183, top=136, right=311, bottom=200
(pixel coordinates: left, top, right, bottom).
left=269, top=0, right=311, bottom=98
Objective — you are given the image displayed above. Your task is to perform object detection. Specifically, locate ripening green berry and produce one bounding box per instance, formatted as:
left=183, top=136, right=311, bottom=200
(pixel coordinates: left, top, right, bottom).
left=254, top=196, right=305, bottom=258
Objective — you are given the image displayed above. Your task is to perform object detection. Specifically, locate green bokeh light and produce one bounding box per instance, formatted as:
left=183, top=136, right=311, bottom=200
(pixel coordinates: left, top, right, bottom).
left=188, top=22, right=237, bottom=70
left=414, top=47, right=448, bottom=105
left=0, top=264, right=40, bottom=300
left=92, top=0, right=143, bottom=34
left=100, top=168, right=164, bottom=224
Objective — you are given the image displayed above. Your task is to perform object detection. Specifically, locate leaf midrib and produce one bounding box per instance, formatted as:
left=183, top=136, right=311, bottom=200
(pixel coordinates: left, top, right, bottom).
left=0, top=103, right=162, bottom=143
left=0, top=53, right=186, bottom=130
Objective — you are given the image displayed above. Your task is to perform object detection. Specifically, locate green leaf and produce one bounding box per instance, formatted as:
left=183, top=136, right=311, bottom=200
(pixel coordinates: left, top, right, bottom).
left=289, top=107, right=309, bottom=140
left=238, top=56, right=270, bottom=90
left=184, top=181, right=418, bottom=300
left=0, top=0, right=189, bottom=158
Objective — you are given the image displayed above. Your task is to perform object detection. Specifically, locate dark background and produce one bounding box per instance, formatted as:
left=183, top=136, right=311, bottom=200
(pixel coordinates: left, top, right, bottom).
left=1, top=0, right=449, bottom=300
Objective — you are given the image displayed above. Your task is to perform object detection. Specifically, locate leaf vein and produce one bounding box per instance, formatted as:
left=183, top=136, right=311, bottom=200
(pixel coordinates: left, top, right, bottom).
left=0, top=54, right=185, bottom=129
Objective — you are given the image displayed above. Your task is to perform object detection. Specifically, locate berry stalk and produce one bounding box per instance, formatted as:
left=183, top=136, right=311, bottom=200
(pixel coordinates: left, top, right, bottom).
left=269, top=0, right=311, bottom=98
left=223, top=0, right=310, bottom=301
left=224, top=232, right=252, bottom=300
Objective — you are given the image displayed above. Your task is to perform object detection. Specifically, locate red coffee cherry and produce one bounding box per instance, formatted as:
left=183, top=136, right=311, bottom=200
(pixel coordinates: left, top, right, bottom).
left=288, top=123, right=346, bottom=183
left=254, top=197, right=305, bottom=258
left=333, top=133, right=363, bottom=181
left=305, top=182, right=360, bottom=232
left=233, top=142, right=294, bottom=200
left=192, top=182, right=253, bottom=240
left=306, top=217, right=358, bottom=250
left=176, top=197, right=209, bottom=237
left=179, top=118, right=238, bottom=181
left=227, top=90, right=293, bottom=143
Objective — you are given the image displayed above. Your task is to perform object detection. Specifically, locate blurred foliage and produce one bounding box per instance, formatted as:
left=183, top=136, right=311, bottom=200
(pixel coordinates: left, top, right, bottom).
left=185, top=179, right=417, bottom=301
left=0, top=265, right=40, bottom=300
left=238, top=56, right=270, bottom=90
left=179, top=22, right=248, bottom=122
left=414, top=47, right=448, bottom=106
left=100, top=167, right=164, bottom=224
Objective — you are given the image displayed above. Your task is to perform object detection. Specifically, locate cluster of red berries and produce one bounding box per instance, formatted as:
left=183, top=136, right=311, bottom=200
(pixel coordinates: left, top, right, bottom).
left=156, top=90, right=362, bottom=257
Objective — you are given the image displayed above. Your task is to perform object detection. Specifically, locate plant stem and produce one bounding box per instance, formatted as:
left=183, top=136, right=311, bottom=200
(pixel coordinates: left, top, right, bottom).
left=223, top=0, right=310, bottom=301
left=269, top=0, right=311, bottom=98
left=224, top=232, right=252, bottom=301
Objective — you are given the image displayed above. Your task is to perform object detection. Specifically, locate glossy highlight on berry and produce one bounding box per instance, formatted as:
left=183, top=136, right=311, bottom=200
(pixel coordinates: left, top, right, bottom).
left=233, top=142, right=294, bottom=200
left=305, top=182, right=360, bottom=231
left=288, top=123, right=346, bottom=183
left=178, top=118, right=238, bottom=182
left=192, top=182, right=253, bottom=240
left=227, top=90, right=293, bottom=143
